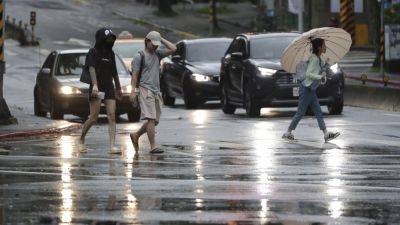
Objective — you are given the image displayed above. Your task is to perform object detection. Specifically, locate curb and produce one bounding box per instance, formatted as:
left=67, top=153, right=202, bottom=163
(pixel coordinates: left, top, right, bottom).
left=113, top=10, right=200, bottom=39
left=344, top=84, right=400, bottom=112
left=0, top=123, right=82, bottom=141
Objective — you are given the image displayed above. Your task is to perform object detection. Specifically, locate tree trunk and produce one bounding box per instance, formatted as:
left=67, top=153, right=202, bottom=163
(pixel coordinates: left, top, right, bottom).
left=372, top=0, right=381, bottom=67
left=209, top=0, right=219, bottom=35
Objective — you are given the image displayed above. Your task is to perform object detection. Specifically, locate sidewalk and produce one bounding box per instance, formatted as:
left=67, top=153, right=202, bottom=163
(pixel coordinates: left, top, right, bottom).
left=108, top=0, right=255, bottom=39
left=341, top=60, right=400, bottom=112
left=0, top=107, right=81, bottom=140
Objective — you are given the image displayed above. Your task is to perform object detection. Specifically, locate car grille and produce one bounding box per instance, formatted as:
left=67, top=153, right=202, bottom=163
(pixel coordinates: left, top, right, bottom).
left=275, top=71, right=294, bottom=85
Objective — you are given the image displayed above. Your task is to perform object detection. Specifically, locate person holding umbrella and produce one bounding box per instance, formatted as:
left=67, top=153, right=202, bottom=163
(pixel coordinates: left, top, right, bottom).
left=280, top=28, right=351, bottom=142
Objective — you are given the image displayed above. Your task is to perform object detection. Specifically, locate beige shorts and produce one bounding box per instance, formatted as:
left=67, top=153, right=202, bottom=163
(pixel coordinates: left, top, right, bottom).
left=139, top=87, right=163, bottom=123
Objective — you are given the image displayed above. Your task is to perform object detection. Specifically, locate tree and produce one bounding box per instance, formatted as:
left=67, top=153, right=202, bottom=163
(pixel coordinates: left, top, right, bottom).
left=209, top=0, right=219, bottom=35
left=158, top=0, right=174, bottom=15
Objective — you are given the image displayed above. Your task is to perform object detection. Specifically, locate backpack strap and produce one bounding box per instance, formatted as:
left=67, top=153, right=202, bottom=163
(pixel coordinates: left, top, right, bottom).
left=136, top=51, right=145, bottom=88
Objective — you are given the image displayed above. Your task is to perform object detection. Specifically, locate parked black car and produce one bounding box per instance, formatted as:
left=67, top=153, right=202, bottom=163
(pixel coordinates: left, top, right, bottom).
left=34, top=49, right=141, bottom=121
left=161, top=38, right=232, bottom=108
left=220, top=33, right=345, bottom=117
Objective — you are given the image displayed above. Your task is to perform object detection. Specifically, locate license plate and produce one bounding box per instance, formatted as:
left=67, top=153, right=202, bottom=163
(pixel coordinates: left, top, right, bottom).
left=292, top=87, right=299, bottom=97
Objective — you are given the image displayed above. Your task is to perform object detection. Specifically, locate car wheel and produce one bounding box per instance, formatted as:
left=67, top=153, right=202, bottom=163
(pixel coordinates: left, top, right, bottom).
left=127, top=107, right=141, bottom=122
left=244, top=82, right=260, bottom=117
left=328, top=96, right=344, bottom=115
left=162, top=91, right=175, bottom=106
left=221, top=84, right=236, bottom=114
left=183, top=79, right=199, bottom=109
left=50, top=96, right=64, bottom=120
left=34, top=86, right=46, bottom=117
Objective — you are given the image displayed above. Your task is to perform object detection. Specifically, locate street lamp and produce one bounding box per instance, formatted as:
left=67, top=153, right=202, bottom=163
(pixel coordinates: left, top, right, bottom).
left=298, top=0, right=304, bottom=33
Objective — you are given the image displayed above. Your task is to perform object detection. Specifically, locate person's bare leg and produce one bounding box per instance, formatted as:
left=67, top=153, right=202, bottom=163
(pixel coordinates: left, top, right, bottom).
left=105, top=99, right=118, bottom=152
left=80, top=99, right=101, bottom=144
left=146, top=119, right=157, bottom=150
left=130, top=121, right=147, bottom=151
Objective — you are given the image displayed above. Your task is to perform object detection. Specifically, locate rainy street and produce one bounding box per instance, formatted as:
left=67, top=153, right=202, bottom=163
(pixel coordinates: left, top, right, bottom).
left=1, top=104, right=400, bottom=224
left=1, top=0, right=400, bottom=224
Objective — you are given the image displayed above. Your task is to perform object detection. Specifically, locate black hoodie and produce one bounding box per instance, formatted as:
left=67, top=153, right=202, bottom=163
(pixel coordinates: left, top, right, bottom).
left=86, top=28, right=121, bottom=92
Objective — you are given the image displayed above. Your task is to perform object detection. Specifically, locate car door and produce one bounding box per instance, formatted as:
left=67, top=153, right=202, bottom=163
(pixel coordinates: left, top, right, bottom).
left=229, top=37, right=247, bottom=101
left=37, top=52, right=56, bottom=110
left=168, top=42, right=186, bottom=96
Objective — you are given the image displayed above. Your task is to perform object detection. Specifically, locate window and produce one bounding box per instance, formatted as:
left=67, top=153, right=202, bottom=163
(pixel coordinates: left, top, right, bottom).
left=56, top=53, right=86, bottom=76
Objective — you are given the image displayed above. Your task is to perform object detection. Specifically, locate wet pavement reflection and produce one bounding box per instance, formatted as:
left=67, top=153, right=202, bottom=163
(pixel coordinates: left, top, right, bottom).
left=1, top=106, right=400, bottom=224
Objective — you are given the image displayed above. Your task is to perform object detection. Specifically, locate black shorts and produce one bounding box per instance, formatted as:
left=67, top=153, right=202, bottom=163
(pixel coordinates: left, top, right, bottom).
left=88, top=85, right=115, bottom=101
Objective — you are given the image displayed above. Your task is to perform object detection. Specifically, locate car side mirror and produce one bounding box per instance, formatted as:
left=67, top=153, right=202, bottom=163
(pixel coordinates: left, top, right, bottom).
left=171, top=55, right=182, bottom=63
left=41, top=68, right=51, bottom=76
left=231, top=52, right=243, bottom=60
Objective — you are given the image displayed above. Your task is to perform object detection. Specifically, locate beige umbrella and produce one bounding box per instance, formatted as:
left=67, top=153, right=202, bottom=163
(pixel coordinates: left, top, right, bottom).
left=281, top=27, right=352, bottom=73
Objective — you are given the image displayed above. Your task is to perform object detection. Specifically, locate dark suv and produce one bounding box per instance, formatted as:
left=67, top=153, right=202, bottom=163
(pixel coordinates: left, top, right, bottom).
left=161, top=38, right=232, bottom=108
left=220, top=33, right=345, bottom=117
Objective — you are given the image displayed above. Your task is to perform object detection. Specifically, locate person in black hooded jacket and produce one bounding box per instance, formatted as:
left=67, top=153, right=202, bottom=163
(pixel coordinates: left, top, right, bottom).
left=80, top=28, right=122, bottom=154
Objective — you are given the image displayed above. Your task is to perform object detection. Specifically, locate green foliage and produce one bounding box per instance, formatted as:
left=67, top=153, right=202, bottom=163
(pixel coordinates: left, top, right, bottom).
left=195, top=4, right=235, bottom=14
left=384, top=3, right=400, bottom=24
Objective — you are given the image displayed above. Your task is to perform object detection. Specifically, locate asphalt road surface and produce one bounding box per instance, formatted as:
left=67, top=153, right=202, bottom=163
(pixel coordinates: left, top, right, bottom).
left=2, top=1, right=400, bottom=224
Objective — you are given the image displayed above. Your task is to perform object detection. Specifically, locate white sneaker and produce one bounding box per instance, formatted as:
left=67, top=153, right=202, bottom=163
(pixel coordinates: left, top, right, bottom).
left=282, top=132, right=295, bottom=141
left=324, top=132, right=340, bottom=142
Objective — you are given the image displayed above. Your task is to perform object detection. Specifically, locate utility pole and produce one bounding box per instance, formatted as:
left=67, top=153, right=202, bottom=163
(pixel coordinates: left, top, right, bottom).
left=340, top=0, right=355, bottom=45
left=209, top=0, right=219, bottom=35
left=0, top=0, right=16, bottom=125
left=298, top=0, right=304, bottom=33
left=380, top=0, right=384, bottom=80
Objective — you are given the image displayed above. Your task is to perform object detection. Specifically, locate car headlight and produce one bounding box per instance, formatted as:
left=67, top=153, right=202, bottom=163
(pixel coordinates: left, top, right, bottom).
left=330, top=63, right=340, bottom=74
left=122, top=85, right=133, bottom=94
left=192, top=73, right=211, bottom=82
left=258, top=67, right=277, bottom=76
left=60, top=86, right=81, bottom=95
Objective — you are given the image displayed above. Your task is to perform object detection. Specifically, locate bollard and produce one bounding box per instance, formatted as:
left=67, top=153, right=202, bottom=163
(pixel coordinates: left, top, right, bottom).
left=361, top=74, right=367, bottom=85
left=383, top=75, right=390, bottom=87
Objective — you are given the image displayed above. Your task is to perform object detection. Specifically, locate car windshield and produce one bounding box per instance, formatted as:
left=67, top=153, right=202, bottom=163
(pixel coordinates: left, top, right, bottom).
left=55, top=53, right=129, bottom=76
left=250, top=36, right=298, bottom=59
left=113, top=41, right=143, bottom=58
left=186, top=41, right=230, bottom=62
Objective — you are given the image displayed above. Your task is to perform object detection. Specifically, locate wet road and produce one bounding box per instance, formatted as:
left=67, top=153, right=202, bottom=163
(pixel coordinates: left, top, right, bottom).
left=3, top=1, right=400, bottom=224
left=1, top=103, right=400, bottom=224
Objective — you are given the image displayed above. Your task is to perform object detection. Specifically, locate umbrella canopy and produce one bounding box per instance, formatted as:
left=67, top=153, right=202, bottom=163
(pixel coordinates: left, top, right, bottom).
left=281, top=27, right=352, bottom=73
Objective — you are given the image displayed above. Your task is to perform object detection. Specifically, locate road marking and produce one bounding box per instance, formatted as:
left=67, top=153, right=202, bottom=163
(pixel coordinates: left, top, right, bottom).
left=384, top=113, right=400, bottom=118
left=1, top=169, right=400, bottom=192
